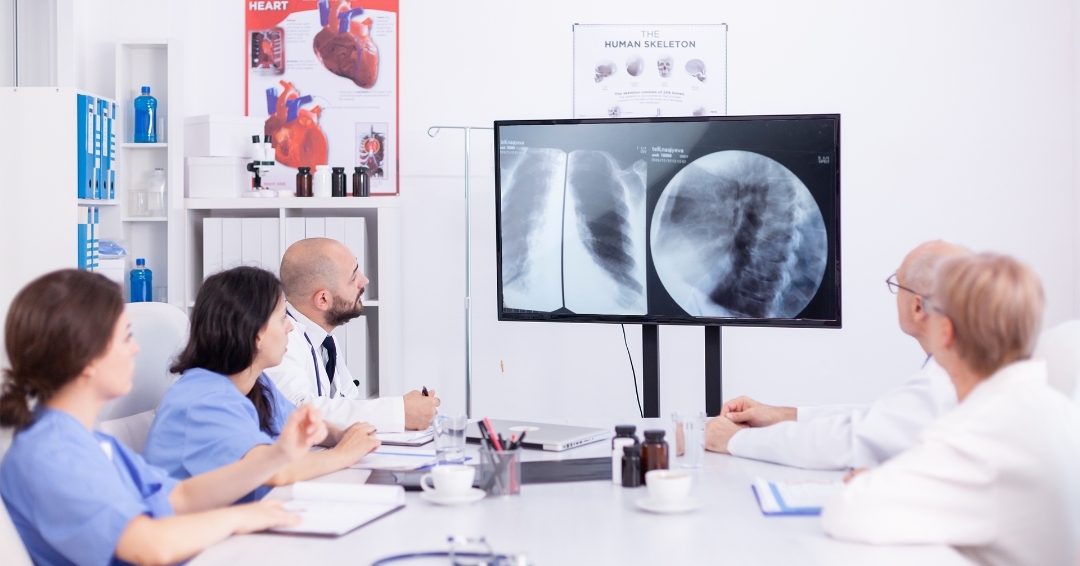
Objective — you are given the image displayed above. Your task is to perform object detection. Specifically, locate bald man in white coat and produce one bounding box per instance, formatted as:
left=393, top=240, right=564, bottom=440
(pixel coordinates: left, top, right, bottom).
left=704, top=241, right=969, bottom=470
left=265, top=238, right=440, bottom=432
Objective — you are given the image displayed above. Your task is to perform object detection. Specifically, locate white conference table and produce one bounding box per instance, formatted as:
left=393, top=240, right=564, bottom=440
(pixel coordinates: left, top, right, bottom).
left=190, top=418, right=972, bottom=566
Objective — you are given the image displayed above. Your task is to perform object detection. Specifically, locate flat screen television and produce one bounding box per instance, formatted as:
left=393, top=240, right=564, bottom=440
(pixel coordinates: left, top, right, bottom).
left=494, top=114, right=841, bottom=328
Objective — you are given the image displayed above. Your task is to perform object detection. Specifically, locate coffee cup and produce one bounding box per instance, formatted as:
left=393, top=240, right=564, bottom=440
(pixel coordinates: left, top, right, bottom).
left=645, top=469, right=691, bottom=505
left=420, top=464, right=475, bottom=497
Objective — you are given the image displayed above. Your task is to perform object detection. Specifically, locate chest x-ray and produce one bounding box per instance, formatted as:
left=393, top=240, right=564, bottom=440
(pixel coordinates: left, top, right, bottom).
left=499, top=149, right=648, bottom=315
left=496, top=115, right=839, bottom=325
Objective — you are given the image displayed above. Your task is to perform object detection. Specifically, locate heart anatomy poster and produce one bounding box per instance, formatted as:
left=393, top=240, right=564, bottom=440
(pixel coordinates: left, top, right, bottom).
left=573, top=24, right=727, bottom=119
left=246, top=0, right=399, bottom=195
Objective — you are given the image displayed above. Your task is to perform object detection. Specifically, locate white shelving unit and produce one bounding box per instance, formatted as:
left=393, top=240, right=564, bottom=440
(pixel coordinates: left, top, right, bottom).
left=183, top=197, right=402, bottom=400
left=114, top=40, right=183, bottom=305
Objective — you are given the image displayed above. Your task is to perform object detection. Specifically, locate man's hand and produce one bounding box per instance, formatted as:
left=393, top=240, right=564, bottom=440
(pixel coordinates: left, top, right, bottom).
left=720, top=396, right=797, bottom=428
left=403, top=389, right=441, bottom=430
left=704, top=415, right=747, bottom=454
left=843, top=468, right=868, bottom=483
left=273, top=404, right=328, bottom=461
left=332, top=422, right=381, bottom=465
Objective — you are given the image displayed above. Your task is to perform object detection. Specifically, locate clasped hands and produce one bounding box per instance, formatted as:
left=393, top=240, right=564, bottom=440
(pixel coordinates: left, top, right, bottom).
left=705, top=396, right=797, bottom=454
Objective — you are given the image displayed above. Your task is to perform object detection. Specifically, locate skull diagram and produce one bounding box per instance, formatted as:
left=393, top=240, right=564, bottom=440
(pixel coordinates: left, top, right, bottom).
left=685, top=59, right=706, bottom=82
left=608, top=106, right=622, bottom=118
left=657, top=55, right=673, bottom=78
left=625, top=55, right=644, bottom=77
left=595, top=60, right=617, bottom=82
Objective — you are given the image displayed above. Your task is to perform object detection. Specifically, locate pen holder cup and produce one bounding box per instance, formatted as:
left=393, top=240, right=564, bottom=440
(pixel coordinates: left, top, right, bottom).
left=478, top=447, right=521, bottom=497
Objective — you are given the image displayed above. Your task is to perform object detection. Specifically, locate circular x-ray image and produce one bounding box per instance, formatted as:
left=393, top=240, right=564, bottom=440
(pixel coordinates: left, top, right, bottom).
left=626, top=55, right=644, bottom=77
left=650, top=151, right=828, bottom=319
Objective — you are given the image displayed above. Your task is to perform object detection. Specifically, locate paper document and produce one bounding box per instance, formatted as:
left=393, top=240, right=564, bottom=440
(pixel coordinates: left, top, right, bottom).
left=376, top=426, right=434, bottom=447
left=270, top=482, right=405, bottom=536
left=350, top=447, right=437, bottom=471
left=752, top=477, right=842, bottom=516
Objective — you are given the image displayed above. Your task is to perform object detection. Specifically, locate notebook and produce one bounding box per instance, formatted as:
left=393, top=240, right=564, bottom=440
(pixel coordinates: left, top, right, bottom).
left=752, top=477, right=842, bottom=516
left=270, top=482, right=405, bottom=536
left=376, top=427, right=434, bottom=447
left=350, top=447, right=438, bottom=471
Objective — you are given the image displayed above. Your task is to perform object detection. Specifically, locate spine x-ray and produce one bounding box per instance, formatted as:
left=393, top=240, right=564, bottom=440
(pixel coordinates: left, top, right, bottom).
left=650, top=150, right=828, bottom=318
left=500, top=148, right=648, bottom=315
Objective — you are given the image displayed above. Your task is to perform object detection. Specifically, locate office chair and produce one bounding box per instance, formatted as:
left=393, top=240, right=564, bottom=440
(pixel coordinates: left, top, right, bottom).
left=98, top=302, right=188, bottom=453
left=1032, top=320, right=1080, bottom=400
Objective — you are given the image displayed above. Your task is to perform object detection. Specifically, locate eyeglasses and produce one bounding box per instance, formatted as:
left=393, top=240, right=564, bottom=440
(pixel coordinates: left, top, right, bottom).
left=885, top=273, right=922, bottom=296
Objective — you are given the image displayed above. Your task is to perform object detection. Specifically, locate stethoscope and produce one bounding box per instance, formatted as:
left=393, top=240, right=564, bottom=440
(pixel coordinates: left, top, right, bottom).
left=287, top=310, right=325, bottom=397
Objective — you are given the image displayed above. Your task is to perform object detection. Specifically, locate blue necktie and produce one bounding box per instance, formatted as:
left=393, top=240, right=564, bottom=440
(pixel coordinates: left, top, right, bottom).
left=321, top=335, right=337, bottom=385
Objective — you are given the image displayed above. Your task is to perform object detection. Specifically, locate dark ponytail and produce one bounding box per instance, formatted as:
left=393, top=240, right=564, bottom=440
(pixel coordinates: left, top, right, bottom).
left=171, top=266, right=283, bottom=435
left=0, top=270, right=125, bottom=429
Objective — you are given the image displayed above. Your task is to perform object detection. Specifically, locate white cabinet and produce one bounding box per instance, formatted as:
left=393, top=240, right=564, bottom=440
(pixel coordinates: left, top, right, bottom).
left=185, top=197, right=402, bottom=400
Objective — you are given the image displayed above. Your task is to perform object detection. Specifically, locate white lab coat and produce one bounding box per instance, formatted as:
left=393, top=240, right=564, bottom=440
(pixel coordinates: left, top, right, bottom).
left=263, top=305, right=406, bottom=432
left=822, top=360, right=1080, bottom=566
left=727, top=358, right=957, bottom=470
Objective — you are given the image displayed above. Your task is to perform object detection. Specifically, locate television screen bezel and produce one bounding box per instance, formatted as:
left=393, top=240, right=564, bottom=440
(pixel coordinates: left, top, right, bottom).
left=493, top=113, right=841, bottom=329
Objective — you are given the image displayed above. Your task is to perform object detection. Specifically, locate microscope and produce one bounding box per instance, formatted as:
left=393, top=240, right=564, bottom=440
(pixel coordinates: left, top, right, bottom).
left=245, top=134, right=277, bottom=197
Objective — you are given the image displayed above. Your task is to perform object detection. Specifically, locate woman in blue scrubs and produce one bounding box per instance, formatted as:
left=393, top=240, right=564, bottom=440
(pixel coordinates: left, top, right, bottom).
left=144, top=266, right=380, bottom=501
left=0, top=270, right=330, bottom=566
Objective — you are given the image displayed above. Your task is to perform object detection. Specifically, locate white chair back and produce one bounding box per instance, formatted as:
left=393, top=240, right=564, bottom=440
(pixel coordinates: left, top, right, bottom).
left=1032, top=320, right=1080, bottom=399
left=98, top=302, right=188, bottom=451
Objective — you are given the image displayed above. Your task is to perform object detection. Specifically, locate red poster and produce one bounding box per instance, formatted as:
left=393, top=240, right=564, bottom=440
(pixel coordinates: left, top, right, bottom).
left=245, top=0, right=399, bottom=195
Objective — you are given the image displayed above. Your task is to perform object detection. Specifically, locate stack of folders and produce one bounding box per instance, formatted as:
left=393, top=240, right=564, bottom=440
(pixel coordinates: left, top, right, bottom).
left=752, top=477, right=843, bottom=516
left=77, top=205, right=100, bottom=270
left=271, top=482, right=405, bottom=536
left=203, top=216, right=371, bottom=395
left=76, top=94, right=117, bottom=200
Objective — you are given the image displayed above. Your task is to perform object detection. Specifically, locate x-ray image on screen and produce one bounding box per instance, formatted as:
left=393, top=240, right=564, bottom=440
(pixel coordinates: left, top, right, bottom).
left=495, top=114, right=840, bottom=327
left=650, top=150, right=828, bottom=318
left=564, top=151, right=647, bottom=315
left=500, top=148, right=566, bottom=312
left=499, top=148, right=648, bottom=315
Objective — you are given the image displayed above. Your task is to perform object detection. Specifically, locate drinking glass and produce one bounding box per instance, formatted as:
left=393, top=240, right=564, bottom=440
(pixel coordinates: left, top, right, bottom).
left=672, top=411, right=706, bottom=468
left=434, top=414, right=467, bottom=465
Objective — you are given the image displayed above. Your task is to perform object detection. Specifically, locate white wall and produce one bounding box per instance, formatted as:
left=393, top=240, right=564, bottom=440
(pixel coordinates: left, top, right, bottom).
left=66, top=0, right=1077, bottom=422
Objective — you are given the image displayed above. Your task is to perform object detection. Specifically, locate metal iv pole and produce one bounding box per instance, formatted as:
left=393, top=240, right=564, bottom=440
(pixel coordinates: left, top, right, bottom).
left=426, top=126, right=493, bottom=419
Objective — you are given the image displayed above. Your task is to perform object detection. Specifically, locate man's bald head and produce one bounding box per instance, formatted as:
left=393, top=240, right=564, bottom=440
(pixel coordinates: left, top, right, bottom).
left=280, top=238, right=356, bottom=302
left=899, top=240, right=972, bottom=294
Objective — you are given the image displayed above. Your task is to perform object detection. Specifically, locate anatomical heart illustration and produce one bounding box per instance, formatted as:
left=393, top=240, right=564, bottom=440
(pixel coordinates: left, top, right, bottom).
left=264, top=81, right=329, bottom=169
left=313, top=0, right=379, bottom=89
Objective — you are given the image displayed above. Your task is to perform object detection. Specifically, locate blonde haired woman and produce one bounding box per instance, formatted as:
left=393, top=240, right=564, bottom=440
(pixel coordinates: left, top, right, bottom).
left=822, top=253, right=1080, bottom=566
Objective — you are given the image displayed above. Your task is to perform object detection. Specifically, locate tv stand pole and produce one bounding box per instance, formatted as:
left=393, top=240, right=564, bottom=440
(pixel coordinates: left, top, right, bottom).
left=640, top=325, right=723, bottom=418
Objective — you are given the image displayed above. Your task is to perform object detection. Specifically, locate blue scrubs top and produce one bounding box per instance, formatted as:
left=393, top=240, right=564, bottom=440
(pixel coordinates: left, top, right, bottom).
left=0, top=408, right=177, bottom=566
left=144, top=368, right=295, bottom=502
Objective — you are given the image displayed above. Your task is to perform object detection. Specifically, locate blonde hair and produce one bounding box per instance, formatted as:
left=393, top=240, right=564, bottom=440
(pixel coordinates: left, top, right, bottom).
left=933, top=253, right=1045, bottom=376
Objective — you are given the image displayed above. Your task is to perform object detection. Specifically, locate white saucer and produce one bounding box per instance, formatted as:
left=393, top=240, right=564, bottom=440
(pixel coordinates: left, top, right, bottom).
left=635, top=497, right=702, bottom=514
left=420, top=488, right=486, bottom=506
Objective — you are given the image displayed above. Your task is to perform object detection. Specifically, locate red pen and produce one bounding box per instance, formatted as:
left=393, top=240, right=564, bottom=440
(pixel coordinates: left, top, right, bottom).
left=483, top=417, right=503, bottom=452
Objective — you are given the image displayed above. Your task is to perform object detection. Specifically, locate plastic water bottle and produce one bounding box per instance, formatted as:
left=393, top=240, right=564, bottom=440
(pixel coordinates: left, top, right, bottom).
left=130, top=259, right=153, bottom=302
left=134, top=87, right=157, bottom=143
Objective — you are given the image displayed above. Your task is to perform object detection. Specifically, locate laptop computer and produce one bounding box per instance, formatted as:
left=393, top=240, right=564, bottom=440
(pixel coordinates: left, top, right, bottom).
left=465, top=419, right=611, bottom=451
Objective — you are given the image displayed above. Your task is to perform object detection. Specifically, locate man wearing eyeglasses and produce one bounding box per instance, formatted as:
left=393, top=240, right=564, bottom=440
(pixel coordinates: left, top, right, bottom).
left=704, top=240, right=971, bottom=470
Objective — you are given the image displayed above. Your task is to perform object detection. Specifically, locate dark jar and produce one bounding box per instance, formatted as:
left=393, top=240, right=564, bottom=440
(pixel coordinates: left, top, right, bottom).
left=296, top=167, right=313, bottom=197
left=331, top=167, right=347, bottom=197
left=640, top=429, right=669, bottom=484
left=621, top=445, right=642, bottom=488
left=352, top=166, right=370, bottom=197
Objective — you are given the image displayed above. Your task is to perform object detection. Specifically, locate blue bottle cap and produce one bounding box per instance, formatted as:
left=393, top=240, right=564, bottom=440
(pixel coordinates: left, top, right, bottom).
left=136, top=258, right=146, bottom=266
left=141, top=86, right=150, bottom=94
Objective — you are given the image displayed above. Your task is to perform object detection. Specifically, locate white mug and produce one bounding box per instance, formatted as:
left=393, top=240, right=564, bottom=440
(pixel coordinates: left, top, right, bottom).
left=645, top=469, right=692, bottom=505
left=420, top=464, right=475, bottom=497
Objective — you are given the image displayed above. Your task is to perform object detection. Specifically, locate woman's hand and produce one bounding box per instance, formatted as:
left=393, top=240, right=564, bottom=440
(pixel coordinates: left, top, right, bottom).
left=332, top=422, right=381, bottom=465
left=273, top=404, right=328, bottom=461
left=229, top=500, right=302, bottom=535
left=843, top=468, right=868, bottom=483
